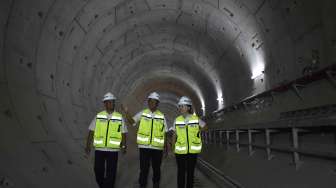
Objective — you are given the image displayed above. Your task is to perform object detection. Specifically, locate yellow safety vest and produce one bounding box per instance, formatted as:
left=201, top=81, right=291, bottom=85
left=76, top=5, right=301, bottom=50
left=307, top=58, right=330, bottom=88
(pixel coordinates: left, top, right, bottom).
left=93, top=111, right=123, bottom=149
left=174, top=115, right=202, bottom=154
left=137, top=109, right=165, bottom=149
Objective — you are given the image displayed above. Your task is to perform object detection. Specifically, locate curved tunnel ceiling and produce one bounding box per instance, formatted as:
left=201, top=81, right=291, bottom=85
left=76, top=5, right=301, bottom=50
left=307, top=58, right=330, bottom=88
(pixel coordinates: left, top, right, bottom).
left=1, top=0, right=335, bottom=187
left=25, top=0, right=272, bottom=117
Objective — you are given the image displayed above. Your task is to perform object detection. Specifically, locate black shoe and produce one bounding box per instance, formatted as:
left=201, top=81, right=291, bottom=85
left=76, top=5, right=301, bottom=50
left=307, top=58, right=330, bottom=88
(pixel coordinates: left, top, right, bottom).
left=135, top=182, right=146, bottom=188
left=153, top=182, right=160, bottom=188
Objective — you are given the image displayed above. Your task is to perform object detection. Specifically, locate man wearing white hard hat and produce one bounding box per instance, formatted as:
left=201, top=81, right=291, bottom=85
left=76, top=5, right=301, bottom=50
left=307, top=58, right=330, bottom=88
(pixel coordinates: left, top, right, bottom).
left=85, top=92, right=128, bottom=188
left=171, top=96, right=207, bottom=188
left=122, top=92, right=169, bottom=188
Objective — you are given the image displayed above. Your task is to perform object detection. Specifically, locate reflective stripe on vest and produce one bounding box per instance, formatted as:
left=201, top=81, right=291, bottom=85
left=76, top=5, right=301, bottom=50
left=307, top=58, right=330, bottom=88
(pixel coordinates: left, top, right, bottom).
left=137, top=109, right=165, bottom=149
left=93, top=111, right=123, bottom=149
left=174, top=115, right=202, bottom=154
left=137, top=135, right=149, bottom=142
left=109, top=140, right=121, bottom=145
left=94, top=140, right=103, bottom=144
left=153, top=137, right=164, bottom=144
left=190, top=145, right=202, bottom=150
left=175, top=146, right=187, bottom=151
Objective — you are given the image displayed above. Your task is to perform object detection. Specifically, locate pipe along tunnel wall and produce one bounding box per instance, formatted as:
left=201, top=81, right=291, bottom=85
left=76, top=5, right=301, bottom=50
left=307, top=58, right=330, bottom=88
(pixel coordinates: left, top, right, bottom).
left=1, top=0, right=336, bottom=187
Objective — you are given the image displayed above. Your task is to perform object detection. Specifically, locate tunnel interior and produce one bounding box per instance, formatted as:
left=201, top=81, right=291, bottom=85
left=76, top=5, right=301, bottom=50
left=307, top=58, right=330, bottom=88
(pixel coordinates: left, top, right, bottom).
left=1, top=0, right=336, bottom=187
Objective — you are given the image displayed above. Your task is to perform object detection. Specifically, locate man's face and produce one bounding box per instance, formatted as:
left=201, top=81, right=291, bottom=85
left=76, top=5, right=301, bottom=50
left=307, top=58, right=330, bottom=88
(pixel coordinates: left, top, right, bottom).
left=104, top=100, right=115, bottom=111
left=178, top=105, right=189, bottom=114
left=148, top=99, right=159, bottom=110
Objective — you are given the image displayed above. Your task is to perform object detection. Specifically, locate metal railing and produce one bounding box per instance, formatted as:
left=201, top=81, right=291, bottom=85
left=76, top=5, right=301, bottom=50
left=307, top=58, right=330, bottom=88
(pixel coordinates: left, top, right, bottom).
left=202, top=113, right=336, bottom=170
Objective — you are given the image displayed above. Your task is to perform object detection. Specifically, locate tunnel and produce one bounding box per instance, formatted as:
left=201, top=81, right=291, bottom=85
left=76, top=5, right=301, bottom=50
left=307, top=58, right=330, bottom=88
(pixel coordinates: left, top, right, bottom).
left=0, top=0, right=336, bottom=187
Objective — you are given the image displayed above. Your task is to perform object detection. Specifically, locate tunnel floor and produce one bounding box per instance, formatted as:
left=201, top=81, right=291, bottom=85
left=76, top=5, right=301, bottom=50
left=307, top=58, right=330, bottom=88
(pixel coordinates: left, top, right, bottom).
left=86, top=149, right=221, bottom=188
left=81, top=123, right=223, bottom=188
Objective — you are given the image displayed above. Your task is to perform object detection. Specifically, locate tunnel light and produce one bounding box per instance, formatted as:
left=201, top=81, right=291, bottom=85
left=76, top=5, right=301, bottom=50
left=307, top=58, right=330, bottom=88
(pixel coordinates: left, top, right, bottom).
left=251, top=72, right=264, bottom=79
left=201, top=102, right=205, bottom=116
left=216, top=92, right=224, bottom=110
left=251, top=54, right=265, bottom=80
left=251, top=64, right=264, bottom=79
left=201, top=106, right=205, bottom=116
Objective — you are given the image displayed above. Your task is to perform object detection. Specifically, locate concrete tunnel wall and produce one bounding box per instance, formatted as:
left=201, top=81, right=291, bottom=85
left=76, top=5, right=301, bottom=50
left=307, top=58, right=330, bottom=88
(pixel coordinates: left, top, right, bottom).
left=0, top=0, right=336, bottom=187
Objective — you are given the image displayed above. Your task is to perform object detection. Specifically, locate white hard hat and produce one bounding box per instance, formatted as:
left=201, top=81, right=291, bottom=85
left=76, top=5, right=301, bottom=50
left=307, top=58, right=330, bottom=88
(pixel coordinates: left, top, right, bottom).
left=102, top=92, right=116, bottom=102
left=178, top=96, right=192, bottom=106
left=147, top=92, right=160, bottom=101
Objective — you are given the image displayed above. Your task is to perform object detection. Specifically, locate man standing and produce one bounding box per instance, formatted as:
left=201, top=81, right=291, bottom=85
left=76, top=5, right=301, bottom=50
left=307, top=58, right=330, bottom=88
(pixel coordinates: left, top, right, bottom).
left=122, top=92, right=169, bottom=188
left=85, top=92, right=127, bottom=188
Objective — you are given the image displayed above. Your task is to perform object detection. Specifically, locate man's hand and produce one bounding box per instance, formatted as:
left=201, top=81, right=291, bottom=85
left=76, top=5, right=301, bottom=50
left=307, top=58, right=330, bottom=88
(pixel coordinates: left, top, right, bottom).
left=121, top=104, right=135, bottom=125
left=84, top=146, right=91, bottom=158
left=121, top=104, right=128, bottom=113
left=121, top=146, right=127, bottom=155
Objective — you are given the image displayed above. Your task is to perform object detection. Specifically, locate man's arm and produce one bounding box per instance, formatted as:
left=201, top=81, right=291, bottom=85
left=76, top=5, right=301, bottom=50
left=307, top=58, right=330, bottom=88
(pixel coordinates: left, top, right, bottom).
left=121, top=133, right=127, bottom=154
left=163, top=132, right=169, bottom=157
left=199, top=119, right=208, bottom=131
left=200, top=124, right=208, bottom=131
left=171, top=131, right=176, bottom=152
left=85, top=131, right=94, bottom=155
left=163, top=118, right=170, bottom=156
left=121, top=104, right=135, bottom=125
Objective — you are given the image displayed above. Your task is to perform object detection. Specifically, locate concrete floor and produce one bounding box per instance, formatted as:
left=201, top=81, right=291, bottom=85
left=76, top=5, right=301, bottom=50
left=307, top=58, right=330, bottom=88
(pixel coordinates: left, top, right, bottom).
left=110, top=152, right=220, bottom=188
left=83, top=127, right=222, bottom=188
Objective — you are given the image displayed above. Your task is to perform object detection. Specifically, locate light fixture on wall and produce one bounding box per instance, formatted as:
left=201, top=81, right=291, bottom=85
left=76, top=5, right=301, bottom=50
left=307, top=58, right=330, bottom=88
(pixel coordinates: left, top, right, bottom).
left=217, top=94, right=224, bottom=110
left=201, top=104, right=205, bottom=116
left=251, top=64, right=265, bottom=79
left=250, top=51, right=266, bottom=80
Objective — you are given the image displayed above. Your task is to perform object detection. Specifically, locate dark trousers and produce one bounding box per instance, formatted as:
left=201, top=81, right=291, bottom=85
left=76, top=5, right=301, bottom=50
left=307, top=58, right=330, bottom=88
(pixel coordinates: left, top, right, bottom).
left=94, top=150, right=118, bottom=188
left=175, top=154, right=198, bottom=188
left=138, top=148, right=163, bottom=187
